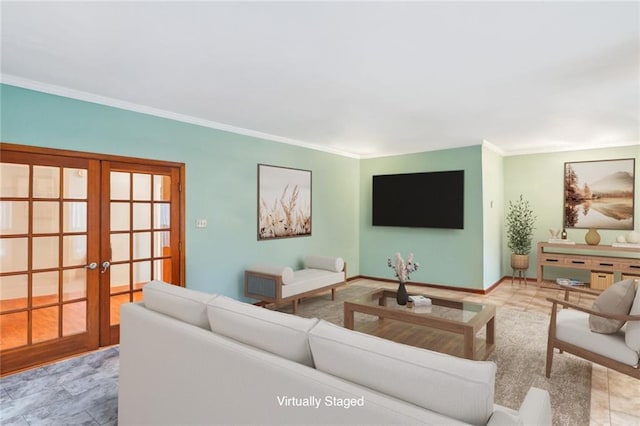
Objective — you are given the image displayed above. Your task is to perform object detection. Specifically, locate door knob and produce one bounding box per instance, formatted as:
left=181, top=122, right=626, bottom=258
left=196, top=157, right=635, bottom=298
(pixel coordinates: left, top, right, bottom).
left=85, top=262, right=98, bottom=270
left=101, top=261, right=111, bottom=274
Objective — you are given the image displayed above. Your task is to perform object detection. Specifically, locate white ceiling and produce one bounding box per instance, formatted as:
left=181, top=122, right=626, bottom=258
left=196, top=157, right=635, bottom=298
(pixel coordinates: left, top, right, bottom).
left=1, top=1, right=639, bottom=158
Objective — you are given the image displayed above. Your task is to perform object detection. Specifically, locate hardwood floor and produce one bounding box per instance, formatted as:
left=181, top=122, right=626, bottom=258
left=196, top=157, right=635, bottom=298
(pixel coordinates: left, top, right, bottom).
left=352, top=278, right=640, bottom=426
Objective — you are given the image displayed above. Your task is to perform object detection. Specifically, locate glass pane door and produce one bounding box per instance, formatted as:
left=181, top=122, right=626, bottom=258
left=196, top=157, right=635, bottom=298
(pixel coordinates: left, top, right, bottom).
left=0, top=151, right=100, bottom=373
left=0, top=145, right=183, bottom=373
left=101, top=162, right=180, bottom=345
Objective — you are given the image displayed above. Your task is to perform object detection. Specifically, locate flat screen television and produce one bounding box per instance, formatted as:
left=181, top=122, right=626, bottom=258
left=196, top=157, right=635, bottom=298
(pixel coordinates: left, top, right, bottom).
left=372, top=170, right=464, bottom=229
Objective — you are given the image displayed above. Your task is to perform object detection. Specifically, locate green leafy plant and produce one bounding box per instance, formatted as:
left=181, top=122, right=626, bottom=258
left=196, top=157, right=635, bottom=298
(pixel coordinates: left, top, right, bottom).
left=506, top=195, right=536, bottom=255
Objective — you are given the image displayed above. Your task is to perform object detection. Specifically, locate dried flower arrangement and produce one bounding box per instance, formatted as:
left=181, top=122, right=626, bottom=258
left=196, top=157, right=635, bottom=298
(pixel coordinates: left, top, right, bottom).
left=387, top=252, right=419, bottom=283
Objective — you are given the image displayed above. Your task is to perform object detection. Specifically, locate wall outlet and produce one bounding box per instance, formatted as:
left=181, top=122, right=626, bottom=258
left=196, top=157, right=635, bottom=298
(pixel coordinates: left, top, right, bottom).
left=195, top=219, right=208, bottom=228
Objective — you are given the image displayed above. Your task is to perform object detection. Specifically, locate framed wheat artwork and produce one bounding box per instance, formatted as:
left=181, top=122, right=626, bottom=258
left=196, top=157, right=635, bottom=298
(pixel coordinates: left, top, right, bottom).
left=563, top=158, right=635, bottom=230
left=258, top=164, right=312, bottom=240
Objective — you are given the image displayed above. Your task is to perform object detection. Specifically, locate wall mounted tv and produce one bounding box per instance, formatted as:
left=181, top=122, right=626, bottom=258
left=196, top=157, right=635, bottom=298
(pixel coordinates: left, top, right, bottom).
left=372, top=170, right=464, bottom=229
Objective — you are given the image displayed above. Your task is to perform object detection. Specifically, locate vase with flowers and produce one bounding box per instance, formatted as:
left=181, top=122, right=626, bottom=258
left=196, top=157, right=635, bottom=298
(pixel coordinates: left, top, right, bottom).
left=387, top=252, right=419, bottom=305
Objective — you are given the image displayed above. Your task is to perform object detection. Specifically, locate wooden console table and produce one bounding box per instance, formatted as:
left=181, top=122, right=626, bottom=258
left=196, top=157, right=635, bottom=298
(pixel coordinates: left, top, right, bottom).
left=536, top=242, right=640, bottom=288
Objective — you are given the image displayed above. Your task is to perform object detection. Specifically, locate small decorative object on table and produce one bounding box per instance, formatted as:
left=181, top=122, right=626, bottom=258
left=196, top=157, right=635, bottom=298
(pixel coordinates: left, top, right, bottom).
left=387, top=252, right=419, bottom=305
left=408, top=295, right=432, bottom=306
left=585, top=228, right=601, bottom=245
left=556, top=278, right=584, bottom=287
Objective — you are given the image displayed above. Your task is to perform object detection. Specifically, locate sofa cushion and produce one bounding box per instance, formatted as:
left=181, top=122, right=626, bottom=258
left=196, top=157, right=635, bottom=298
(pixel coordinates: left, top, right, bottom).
left=281, top=269, right=345, bottom=299
left=308, top=320, right=496, bottom=426
left=589, top=279, right=636, bottom=334
left=625, top=279, right=640, bottom=352
left=304, top=255, right=344, bottom=272
left=142, top=280, right=216, bottom=330
left=206, top=296, right=318, bottom=367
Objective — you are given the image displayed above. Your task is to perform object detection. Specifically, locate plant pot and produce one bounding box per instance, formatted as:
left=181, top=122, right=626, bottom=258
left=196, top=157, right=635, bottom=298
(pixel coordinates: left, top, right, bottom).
left=511, top=254, right=529, bottom=270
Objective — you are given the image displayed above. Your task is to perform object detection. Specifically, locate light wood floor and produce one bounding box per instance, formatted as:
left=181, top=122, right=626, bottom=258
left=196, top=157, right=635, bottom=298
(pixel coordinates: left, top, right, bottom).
left=351, top=278, right=639, bottom=426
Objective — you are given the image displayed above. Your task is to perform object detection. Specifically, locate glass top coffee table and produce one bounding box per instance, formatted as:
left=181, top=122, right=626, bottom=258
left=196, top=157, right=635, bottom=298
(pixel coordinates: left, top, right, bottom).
left=343, top=288, right=496, bottom=360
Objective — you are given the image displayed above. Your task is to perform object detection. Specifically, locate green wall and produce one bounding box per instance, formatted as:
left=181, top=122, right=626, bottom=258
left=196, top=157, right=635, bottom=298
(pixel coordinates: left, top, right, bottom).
left=482, top=144, right=505, bottom=288
left=503, top=145, right=640, bottom=282
left=0, top=84, right=361, bottom=300
left=3, top=83, right=637, bottom=295
left=358, top=146, right=485, bottom=290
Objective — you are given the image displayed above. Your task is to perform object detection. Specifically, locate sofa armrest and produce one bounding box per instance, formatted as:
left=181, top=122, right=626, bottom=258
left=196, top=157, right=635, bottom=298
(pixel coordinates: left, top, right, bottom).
left=244, top=268, right=286, bottom=302
left=488, top=387, right=551, bottom=426
left=517, top=387, right=552, bottom=426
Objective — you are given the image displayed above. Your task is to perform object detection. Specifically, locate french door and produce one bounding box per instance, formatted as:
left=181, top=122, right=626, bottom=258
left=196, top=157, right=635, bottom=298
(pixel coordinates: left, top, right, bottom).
left=100, top=161, right=181, bottom=346
left=0, top=144, right=184, bottom=374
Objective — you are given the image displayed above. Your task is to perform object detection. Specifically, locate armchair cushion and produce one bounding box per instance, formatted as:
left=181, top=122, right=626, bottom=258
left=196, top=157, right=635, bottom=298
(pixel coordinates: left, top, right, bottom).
left=625, top=280, right=640, bottom=352
left=589, top=279, right=636, bottom=334
left=558, top=309, right=638, bottom=366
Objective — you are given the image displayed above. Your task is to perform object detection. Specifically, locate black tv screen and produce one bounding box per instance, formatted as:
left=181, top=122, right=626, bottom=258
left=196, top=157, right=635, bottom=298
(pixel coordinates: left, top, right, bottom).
left=372, top=170, right=464, bottom=229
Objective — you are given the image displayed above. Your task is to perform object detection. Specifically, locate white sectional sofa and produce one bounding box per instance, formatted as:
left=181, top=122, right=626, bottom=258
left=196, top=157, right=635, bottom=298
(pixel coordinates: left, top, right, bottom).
left=118, top=281, right=552, bottom=426
left=244, top=255, right=346, bottom=313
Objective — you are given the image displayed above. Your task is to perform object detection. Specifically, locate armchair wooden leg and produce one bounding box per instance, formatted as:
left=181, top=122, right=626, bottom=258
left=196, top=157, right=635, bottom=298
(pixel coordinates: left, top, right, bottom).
left=545, top=342, right=554, bottom=378
left=546, top=302, right=558, bottom=378
left=331, top=288, right=336, bottom=301
left=292, top=299, right=298, bottom=314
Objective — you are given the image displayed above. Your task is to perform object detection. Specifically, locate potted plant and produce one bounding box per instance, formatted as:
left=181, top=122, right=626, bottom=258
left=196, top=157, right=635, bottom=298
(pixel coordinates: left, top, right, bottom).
left=506, top=195, right=536, bottom=270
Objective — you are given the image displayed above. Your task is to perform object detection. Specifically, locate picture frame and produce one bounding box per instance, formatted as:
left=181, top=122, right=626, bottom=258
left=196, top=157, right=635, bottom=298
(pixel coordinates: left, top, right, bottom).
left=258, top=164, right=312, bottom=240
left=563, top=158, right=635, bottom=230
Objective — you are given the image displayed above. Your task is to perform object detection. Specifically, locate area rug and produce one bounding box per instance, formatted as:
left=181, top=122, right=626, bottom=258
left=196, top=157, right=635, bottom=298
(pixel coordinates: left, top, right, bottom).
left=278, top=284, right=592, bottom=426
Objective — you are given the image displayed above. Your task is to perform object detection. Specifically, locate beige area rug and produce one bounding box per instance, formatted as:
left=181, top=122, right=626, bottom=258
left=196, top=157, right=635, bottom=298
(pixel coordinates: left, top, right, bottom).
left=276, top=284, right=591, bottom=426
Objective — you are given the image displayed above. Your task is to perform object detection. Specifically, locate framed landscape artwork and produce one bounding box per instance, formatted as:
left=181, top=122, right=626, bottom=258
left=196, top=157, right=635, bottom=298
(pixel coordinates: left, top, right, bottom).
left=258, top=164, right=312, bottom=240
left=564, top=158, right=635, bottom=230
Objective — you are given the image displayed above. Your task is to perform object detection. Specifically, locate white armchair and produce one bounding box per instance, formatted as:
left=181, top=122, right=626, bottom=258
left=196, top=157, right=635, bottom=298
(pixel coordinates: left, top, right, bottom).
left=546, top=279, right=640, bottom=379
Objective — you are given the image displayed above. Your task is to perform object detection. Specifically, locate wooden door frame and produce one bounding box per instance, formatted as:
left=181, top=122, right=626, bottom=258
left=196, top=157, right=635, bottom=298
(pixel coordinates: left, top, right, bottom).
left=0, top=142, right=185, bottom=372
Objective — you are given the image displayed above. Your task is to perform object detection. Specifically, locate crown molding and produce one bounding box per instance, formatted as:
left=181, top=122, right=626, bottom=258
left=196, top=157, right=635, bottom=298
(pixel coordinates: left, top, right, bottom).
left=0, top=74, right=361, bottom=160
left=481, top=140, right=506, bottom=156
left=2, top=75, right=636, bottom=160
left=501, top=141, right=640, bottom=157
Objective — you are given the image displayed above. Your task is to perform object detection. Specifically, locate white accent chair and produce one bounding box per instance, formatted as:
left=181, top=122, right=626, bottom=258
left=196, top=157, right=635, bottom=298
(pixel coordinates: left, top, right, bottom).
left=546, top=280, right=640, bottom=379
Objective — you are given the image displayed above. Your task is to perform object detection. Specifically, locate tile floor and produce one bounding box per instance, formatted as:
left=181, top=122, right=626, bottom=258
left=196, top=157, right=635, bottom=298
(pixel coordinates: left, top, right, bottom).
left=0, top=346, right=119, bottom=425
left=381, top=277, right=640, bottom=426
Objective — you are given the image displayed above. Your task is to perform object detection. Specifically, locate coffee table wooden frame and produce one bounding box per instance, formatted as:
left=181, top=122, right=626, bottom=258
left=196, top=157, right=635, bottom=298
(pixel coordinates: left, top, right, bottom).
left=344, top=289, right=496, bottom=360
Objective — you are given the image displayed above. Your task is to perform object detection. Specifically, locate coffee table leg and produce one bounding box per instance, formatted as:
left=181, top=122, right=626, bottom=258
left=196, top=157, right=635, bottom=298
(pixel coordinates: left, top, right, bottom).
left=344, top=304, right=355, bottom=329
left=487, top=317, right=495, bottom=346
left=464, top=328, right=475, bottom=360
